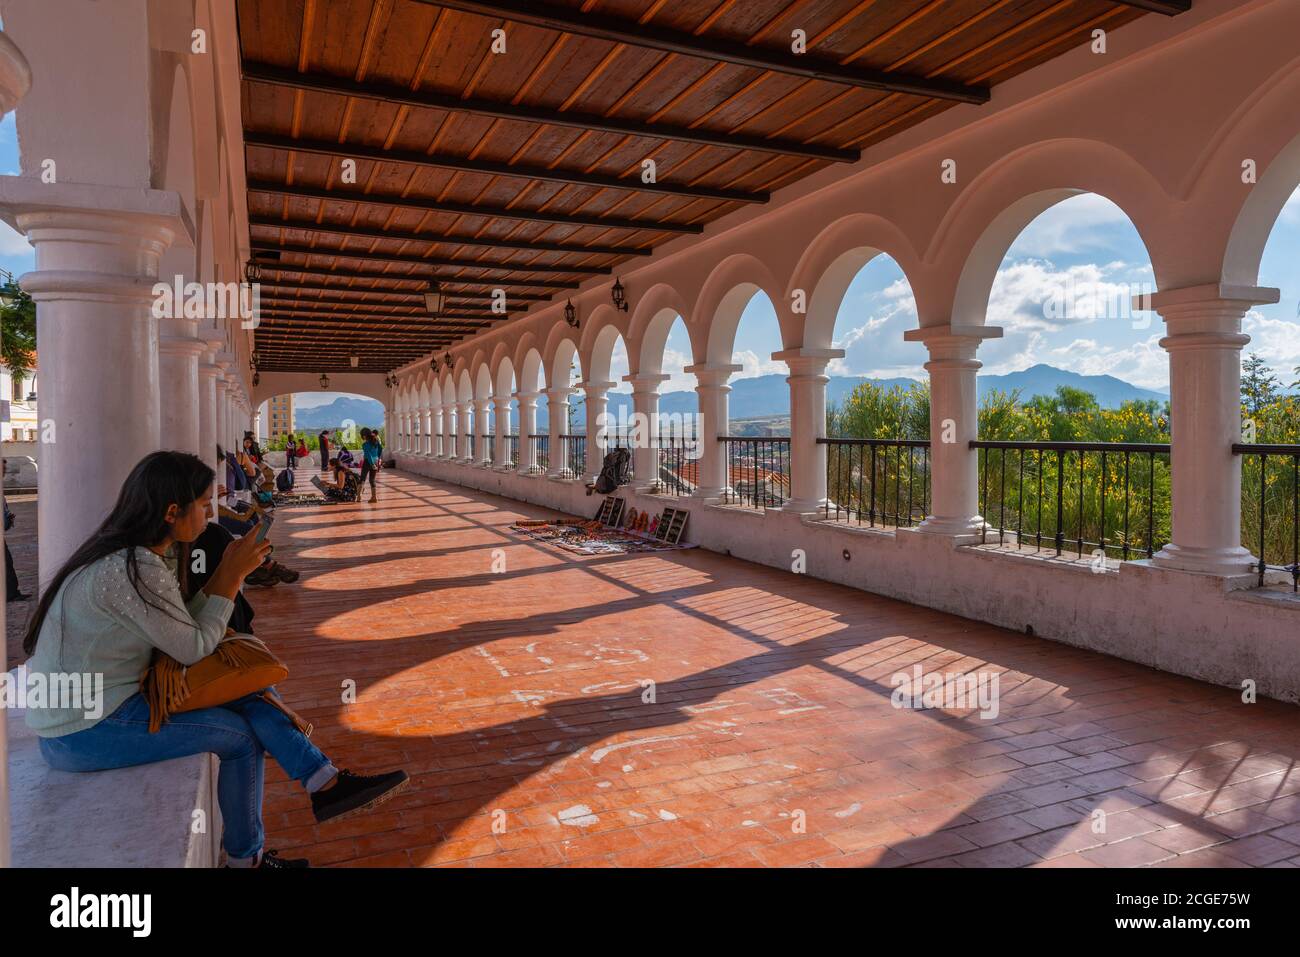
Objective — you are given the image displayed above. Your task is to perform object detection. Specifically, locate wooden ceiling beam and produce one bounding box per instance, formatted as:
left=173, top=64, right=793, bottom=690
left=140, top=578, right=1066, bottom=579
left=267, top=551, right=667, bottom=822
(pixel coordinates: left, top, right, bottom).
left=1105, top=0, right=1189, bottom=14
left=244, top=130, right=767, bottom=204
left=249, top=213, right=652, bottom=258
left=250, top=241, right=611, bottom=275
left=257, top=310, right=493, bottom=330
left=258, top=280, right=552, bottom=302
left=248, top=179, right=703, bottom=235
left=259, top=263, right=580, bottom=290
left=241, top=61, right=860, bottom=162
left=415, top=0, right=989, bottom=103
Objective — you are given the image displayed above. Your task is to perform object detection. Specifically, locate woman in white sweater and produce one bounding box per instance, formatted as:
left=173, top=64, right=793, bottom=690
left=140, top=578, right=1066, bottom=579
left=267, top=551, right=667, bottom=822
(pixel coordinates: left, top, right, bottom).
left=23, top=451, right=408, bottom=868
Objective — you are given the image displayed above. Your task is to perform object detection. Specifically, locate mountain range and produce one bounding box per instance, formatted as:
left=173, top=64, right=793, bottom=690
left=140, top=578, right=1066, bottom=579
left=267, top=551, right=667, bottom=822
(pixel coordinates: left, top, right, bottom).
left=557, top=363, right=1169, bottom=426
left=282, top=364, right=1168, bottom=432
left=292, top=396, right=386, bottom=431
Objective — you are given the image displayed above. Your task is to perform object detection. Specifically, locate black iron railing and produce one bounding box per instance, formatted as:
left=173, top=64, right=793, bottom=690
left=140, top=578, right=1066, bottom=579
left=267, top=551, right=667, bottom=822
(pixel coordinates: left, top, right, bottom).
left=971, top=441, right=1171, bottom=560
left=1235, top=444, right=1300, bottom=590
left=558, top=434, right=586, bottom=478
left=820, top=438, right=930, bottom=527
left=528, top=434, right=549, bottom=472
left=506, top=434, right=519, bottom=468
left=655, top=433, right=698, bottom=497
left=719, top=436, right=790, bottom=509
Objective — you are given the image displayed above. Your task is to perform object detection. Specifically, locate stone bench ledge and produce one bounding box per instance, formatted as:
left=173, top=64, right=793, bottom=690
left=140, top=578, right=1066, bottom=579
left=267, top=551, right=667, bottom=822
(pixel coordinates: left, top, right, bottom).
left=6, top=671, right=220, bottom=867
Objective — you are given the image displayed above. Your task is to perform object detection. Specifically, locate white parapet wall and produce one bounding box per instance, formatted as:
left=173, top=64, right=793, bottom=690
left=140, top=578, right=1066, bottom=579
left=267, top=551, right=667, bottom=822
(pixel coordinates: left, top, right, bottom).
left=400, top=455, right=1300, bottom=706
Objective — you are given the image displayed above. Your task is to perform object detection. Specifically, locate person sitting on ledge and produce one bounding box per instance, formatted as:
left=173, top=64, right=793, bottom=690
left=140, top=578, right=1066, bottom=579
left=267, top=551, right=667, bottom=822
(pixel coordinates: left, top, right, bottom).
left=22, top=450, right=408, bottom=869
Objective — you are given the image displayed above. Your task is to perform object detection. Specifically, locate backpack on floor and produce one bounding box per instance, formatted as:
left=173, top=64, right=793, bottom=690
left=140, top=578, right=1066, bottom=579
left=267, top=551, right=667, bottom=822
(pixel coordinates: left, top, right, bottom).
left=275, top=467, right=295, bottom=493
left=593, top=447, right=632, bottom=494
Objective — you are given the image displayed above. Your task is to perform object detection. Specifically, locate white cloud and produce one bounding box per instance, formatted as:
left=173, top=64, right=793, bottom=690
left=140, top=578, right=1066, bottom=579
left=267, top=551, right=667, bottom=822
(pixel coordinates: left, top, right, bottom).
left=1006, top=193, right=1137, bottom=258
left=731, top=348, right=786, bottom=379
left=1279, top=185, right=1300, bottom=224
left=987, top=260, right=1154, bottom=333
left=661, top=345, right=695, bottom=395
left=1243, top=311, right=1300, bottom=377
left=0, top=219, right=31, bottom=257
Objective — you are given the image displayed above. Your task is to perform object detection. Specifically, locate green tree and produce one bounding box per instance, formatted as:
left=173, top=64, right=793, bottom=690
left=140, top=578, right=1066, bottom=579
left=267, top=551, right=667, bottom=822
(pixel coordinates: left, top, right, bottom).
left=1242, top=353, right=1281, bottom=414
left=1, top=273, right=37, bottom=379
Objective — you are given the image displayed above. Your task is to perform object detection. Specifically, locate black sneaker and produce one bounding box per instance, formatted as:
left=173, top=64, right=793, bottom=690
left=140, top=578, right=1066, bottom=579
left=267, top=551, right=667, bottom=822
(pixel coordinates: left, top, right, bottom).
left=245, top=567, right=278, bottom=587
left=258, top=849, right=310, bottom=868
left=311, top=769, right=410, bottom=824
left=224, top=848, right=310, bottom=868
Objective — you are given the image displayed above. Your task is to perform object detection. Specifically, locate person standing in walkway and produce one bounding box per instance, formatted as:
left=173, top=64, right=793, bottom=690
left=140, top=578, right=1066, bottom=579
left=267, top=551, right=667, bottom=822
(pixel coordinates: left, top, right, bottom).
left=3, top=459, right=28, bottom=601
left=317, top=430, right=330, bottom=471
left=285, top=435, right=297, bottom=471
left=360, top=428, right=382, bottom=504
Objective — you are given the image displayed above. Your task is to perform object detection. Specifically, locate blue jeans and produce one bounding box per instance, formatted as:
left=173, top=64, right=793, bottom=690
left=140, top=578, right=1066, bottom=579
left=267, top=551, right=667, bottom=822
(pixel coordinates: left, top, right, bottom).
left=39, top=690, right=335, bottom=863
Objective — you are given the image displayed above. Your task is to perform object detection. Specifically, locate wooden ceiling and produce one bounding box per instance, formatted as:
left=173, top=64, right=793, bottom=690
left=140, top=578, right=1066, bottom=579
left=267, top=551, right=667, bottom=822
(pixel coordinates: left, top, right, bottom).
left=236, top=0, right=1187, bottom=375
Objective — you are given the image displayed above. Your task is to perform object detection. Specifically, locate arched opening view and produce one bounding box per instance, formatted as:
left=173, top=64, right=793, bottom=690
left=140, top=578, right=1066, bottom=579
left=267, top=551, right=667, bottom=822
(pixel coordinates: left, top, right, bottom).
left=965, top=193, right=1169, bottom=562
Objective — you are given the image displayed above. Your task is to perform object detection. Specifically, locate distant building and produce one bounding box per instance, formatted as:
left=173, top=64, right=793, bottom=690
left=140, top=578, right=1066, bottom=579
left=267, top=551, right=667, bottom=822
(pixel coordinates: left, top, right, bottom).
left=1, top=362, right=39, bottom=442
left=267, top=393, right=294, bottom=440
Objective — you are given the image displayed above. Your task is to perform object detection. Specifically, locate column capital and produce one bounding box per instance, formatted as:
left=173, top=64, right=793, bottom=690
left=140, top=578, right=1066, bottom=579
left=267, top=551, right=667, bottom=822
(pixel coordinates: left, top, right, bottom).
left=904, top=324, right=1002, bottom=362
left=583, top=380, right=616, bottom=395
left=772, top=348, right=844, bottom=377
left=1144, top=283, right=1278, bottom=347
left=513, top=390, right=542, bottom=405
left=0, top=179, right=194, bottom=303
left=200, top=331, right=224, bottom=356
left=1140, top=282, right=1280, bottom=314
left=544, top=386, right=576, bottom=401
left=157, top=317, right=207, bottom=359
left=685, top=362, right=742, bottom=389
left=623, top=372, right=671, bottom=393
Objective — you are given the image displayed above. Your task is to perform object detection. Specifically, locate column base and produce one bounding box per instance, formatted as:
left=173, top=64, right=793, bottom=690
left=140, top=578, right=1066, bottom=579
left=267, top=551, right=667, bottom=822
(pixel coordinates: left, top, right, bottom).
left=1150, top=543, right=1258, bottom=577
left=692, top=487, right=727, bottom=504
left=782, top=498, right=826, bottom=516
left=913, top=514, right=990, bottom=545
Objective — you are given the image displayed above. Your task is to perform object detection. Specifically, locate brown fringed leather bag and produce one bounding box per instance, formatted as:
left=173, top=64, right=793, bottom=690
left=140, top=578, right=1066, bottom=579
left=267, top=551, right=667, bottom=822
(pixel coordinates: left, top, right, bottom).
left=140, top=635, right=312, bottom=736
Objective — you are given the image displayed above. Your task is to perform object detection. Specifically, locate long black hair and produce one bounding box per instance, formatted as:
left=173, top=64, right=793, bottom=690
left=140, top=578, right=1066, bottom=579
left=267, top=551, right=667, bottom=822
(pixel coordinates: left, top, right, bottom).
left=22, top=450, right=216, bottom=656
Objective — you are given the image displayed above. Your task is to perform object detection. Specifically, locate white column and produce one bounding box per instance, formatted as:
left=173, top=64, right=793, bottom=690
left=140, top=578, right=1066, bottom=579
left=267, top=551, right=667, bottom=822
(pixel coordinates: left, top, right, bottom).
left=0, top=23, right=32, bottom=874
left=215, top=373, right=231, bottom=453
left=198, top=339, right=222, bottom=469
left=0, top=182, right=190, bottom=586
left=157, top=317, right=204, bottom=456
left=773, top=349, right=843, bottom=514
left=473, top=398, right=492, bottom=466
left=1149, top=283, right=1278, bottom=576
left=546, top=386, right=575, bottom=478
left=431, top=407, right=443, bottom=457
left=515, top=390, right=540, bottom=472
left=493, top=397, right=511, bottom=470
left=904, top=325, right=1002, bottom=540
left=625, top=373, right=670, bottom=491
left=583, top=380, right=615, bottom=483
left=686, top=363, right=741, bottom=502
left=384, top=406, right=394, bottom=456
left=458, top=400, right=474, bottom=461
left=444, top=405, right=457, bottom=459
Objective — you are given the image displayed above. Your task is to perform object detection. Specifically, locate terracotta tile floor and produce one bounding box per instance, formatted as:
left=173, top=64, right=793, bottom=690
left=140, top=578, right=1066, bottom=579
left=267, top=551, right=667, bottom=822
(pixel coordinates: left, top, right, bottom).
left=250, top=470, right=1300, bottom=868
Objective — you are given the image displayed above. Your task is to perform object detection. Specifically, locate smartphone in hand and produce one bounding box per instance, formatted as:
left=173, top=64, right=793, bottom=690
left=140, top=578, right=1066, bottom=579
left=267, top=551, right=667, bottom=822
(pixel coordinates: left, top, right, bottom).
left=254, top=513, right=274, bottom=543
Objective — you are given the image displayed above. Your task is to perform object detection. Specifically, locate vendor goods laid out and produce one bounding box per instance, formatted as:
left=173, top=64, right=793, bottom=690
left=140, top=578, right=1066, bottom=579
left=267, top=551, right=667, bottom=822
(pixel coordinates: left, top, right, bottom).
left=510, top=497, right=692, bottom=555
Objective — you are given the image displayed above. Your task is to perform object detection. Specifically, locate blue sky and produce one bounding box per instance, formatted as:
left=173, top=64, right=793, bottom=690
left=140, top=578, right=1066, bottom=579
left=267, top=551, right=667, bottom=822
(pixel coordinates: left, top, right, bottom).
left=3, top=111, right=1296, bottom=402
left=634, top=189, right=1300, bottom=397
